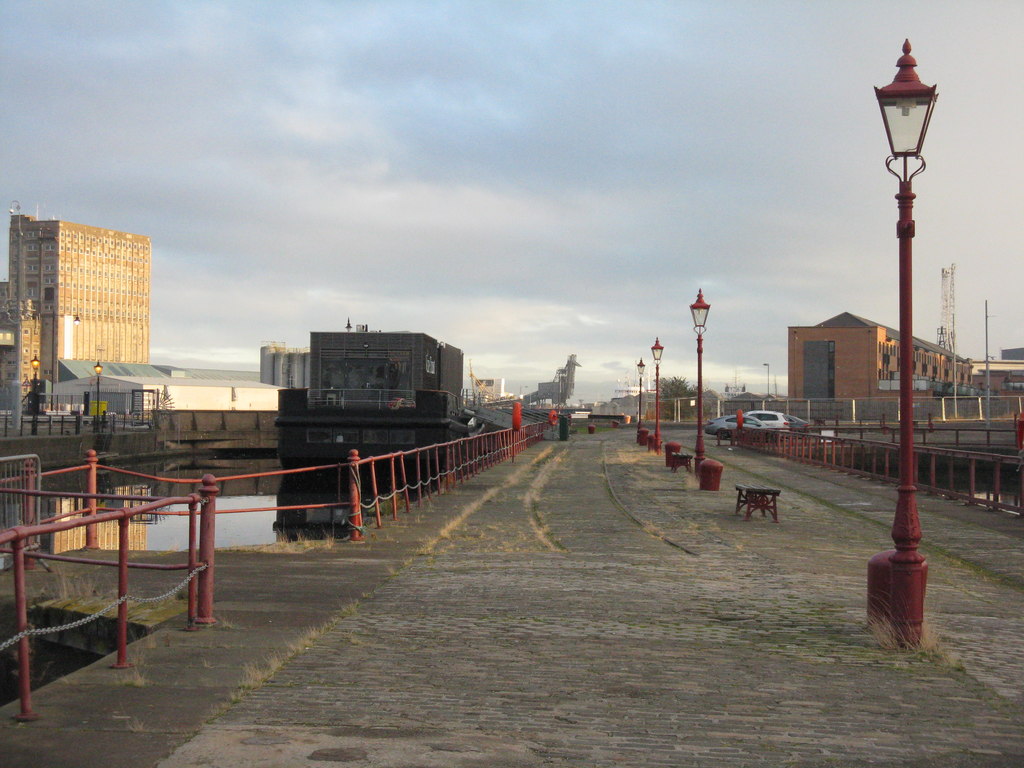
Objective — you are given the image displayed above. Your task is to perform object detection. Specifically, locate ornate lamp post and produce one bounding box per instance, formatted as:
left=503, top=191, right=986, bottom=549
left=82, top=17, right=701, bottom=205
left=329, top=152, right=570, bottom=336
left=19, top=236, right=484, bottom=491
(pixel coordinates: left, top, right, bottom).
left=871, top=39, right=937, bottom=647
left=690, top=290, right=710, bottom=468
left=93, top=361, right=103, bottom=432
left=30, top=355, right=40, bottom=435
left=636, top=358, right=646, bottom=437
left=650, top=338, right=664, bottom=453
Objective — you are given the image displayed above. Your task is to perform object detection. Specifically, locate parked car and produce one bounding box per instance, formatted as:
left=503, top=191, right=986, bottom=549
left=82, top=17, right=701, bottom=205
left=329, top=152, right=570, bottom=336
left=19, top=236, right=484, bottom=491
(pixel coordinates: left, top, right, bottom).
left=744, top=410, right=793, bottom=429
left=782, top=414, right=809, bottom=430
left=703, top=414, right=770, bottom=438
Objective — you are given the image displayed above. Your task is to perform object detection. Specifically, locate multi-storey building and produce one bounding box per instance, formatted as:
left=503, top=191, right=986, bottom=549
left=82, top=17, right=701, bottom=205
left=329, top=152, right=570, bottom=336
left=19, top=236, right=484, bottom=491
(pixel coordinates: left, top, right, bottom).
left=788, top=312, right=972, bottom=400
left=3, top=213, right=151, bottom=396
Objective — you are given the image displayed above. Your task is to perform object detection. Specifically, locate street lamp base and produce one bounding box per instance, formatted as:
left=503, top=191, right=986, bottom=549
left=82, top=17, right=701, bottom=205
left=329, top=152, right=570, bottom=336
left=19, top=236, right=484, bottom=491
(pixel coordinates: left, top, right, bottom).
left=867, top=548, right=928, bottom=647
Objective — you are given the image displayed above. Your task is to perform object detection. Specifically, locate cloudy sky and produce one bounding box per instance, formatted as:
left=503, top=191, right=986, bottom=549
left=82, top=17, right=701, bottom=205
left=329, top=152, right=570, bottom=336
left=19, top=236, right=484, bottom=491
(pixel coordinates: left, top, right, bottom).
left=2, top=1, right=1021, bottom=402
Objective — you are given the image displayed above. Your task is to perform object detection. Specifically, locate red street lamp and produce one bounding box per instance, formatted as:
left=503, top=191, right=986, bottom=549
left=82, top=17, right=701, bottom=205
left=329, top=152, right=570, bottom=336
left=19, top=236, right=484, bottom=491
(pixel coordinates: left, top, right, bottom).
left=869, top=40, right=937, bottom=647
left=690, top=290, right=710, bottom=468
left=636, top=358, right=646, bottom=437
left=651, top=338, right=664, bottom=453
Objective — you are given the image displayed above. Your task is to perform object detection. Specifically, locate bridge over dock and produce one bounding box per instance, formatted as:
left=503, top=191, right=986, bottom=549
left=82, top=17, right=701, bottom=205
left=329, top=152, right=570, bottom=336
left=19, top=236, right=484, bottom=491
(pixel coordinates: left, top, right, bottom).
left=3, top=427, right=1024, bottom=767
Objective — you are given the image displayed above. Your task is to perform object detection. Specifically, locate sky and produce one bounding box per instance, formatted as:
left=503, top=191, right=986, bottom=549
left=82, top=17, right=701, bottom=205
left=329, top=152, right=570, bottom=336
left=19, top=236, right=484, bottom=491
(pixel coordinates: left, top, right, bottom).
left=2, top=0, right=1022, bottom=403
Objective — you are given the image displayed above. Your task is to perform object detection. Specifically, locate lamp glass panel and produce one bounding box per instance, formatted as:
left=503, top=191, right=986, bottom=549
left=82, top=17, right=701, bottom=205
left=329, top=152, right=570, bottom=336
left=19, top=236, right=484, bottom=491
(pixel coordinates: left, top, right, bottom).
left=691, top=307, right=709, bottom=328
left=882, top=98, right=931, bottom=154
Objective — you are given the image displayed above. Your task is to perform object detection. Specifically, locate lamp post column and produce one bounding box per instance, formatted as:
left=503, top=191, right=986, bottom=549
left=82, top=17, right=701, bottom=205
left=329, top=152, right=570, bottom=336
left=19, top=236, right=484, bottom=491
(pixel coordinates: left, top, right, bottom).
left=890, top=176, right=926, bottom=645
left=651, top=338, right=663, bottom=454
left=870, top=39, right=936, bottom=647
left=636, top=358, right=645, bottom=439
left=695, top=330, right=705, bottom=468
left=93, top=361, right=103, bottom=433
left=690, top=290, right=710, bottom=469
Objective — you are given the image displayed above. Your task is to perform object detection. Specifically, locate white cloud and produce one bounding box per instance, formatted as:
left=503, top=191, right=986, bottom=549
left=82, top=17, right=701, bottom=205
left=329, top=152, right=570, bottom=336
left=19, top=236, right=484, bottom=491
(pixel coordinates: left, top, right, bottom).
left=3, top=0, right=1023, bottom=402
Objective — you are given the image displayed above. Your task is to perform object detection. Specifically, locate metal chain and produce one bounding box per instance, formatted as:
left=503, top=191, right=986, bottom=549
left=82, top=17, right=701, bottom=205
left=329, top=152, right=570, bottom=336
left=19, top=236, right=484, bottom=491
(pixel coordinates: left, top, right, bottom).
left=0, top=563, right=207, bottom=652
left=354, top=445, right=507, bottom=513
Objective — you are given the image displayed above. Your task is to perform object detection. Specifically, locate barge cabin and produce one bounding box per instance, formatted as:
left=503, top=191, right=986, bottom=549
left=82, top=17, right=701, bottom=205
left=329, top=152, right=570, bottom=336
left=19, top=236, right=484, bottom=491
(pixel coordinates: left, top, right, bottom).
left=276, top=330, right=474, bottom=469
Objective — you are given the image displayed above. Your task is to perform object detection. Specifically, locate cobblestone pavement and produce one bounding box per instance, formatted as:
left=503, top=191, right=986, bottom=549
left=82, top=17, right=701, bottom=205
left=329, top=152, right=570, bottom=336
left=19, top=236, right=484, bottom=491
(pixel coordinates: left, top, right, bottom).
left=158, top=431, right=1024, bottom=768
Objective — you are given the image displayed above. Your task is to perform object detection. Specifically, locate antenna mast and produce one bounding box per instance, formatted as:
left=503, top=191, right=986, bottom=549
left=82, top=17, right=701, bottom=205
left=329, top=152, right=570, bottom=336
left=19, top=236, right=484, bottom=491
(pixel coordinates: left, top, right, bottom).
left=937, top=264, right=955, bottom=351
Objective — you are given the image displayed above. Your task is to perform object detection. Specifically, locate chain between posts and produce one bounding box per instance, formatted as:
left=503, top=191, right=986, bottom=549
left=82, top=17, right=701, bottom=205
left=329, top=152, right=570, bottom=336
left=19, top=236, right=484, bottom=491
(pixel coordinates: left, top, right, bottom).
left=0, top=564, right=208, bottom=652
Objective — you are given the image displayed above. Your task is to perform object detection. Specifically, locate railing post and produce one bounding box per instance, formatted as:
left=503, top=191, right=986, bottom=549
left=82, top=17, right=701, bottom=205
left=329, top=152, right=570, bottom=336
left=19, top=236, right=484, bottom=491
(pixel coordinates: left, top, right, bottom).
left=111, top=514, right=132, bottom=669
left=11, top=538, right=39, bottom=721
left=369, top=458, right=383, bottom=526
left=21, top=459, right=37, bottom=571
left=389, top=456, right=399, bottom=521
left=85, top=449, right=99, bottom=549
left=195, top=474, right=219, bottom=625
left=399, top=453, right=411, bottom=513
left=186, top=498, right=200, bottom=629
left=347, top=450, right=365, bottom=541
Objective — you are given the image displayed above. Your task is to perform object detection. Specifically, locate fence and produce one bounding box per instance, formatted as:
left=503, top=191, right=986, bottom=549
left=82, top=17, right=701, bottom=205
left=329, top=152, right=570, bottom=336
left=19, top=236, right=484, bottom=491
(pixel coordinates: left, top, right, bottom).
left=735, top=428, right=1024, bottom=516
left=0, top=421, right=547, bottom=721
left=712, top=395, right=1024, bottom=423
left=0, top=412, right=147, bottom=438
left=636, top=396, right=1024, bottom=424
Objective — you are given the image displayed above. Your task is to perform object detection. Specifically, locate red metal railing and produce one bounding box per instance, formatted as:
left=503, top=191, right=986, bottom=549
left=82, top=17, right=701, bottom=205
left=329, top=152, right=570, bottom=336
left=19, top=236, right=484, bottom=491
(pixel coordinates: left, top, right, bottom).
left=0, top=422, right=547, bottom=720
left=735, top=428, right=1024, bottom=516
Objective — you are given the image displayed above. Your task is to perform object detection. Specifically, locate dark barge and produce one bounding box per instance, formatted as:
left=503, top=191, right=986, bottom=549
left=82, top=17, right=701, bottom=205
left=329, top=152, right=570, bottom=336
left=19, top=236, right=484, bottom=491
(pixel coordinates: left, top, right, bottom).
left=275, top=330, right=477, bottom=470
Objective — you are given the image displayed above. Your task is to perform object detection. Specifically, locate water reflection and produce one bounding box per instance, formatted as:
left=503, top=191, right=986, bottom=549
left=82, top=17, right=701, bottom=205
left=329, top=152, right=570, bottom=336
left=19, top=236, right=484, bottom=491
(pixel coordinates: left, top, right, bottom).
left=274, top=470, right=351, bottom=542
left=38, top=456, right=356, bottom=552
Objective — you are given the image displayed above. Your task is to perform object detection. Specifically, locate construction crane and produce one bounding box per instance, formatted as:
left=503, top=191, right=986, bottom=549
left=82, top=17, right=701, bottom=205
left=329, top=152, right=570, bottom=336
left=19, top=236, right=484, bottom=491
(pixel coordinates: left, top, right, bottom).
left=468, top=361, right=495, bottom=404
left=937, top=264, right=956, bottom=351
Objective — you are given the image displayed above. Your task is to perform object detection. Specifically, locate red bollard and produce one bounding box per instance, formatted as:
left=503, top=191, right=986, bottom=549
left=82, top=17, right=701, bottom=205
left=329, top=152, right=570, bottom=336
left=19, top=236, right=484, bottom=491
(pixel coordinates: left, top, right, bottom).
left=588, top=423, right=596, bottom=434
left=637, top=427, right=649, bottom=446
left=664, top=441, right=682, bottom=468
left=697, top=458, right=723, bottom=491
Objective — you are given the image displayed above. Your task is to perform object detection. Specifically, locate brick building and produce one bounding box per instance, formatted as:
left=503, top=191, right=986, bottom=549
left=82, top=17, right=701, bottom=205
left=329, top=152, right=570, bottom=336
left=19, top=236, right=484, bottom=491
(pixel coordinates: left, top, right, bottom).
left=788, top=312, right=972, bottom=399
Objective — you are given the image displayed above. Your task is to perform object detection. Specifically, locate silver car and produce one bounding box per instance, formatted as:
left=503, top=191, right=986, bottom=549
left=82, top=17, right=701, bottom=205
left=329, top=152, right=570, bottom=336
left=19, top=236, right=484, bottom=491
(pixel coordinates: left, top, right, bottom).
left=743, top=410, right=792, bottom=429
left=703, top=414, right=770, bottom=438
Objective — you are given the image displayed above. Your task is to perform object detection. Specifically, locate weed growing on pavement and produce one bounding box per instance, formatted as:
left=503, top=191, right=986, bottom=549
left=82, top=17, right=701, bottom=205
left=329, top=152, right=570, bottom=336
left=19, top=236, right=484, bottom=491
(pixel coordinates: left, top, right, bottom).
left=229, top=615, right=351, bottom=703
left=114, top=665, right=149, bottom=688
left=867, top=618, right=962, bottom=668
left=51, top=568, right=106, bottom=601
left=225, top=530, right=339, bottom=554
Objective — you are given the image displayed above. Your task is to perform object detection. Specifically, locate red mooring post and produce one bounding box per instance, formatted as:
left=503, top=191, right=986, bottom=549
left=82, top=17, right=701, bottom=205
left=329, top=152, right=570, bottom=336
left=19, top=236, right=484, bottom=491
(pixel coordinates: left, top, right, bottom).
left=348, top=449, right=365, bottom=541
left=195, top=474, right=219, bottom=625
left=85, top=449, right=99, bottom=549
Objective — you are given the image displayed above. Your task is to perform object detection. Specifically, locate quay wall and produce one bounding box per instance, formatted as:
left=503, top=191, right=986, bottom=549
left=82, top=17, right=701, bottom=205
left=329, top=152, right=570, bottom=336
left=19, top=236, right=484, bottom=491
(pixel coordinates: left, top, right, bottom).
left=1, top=410, right=278, bottom=468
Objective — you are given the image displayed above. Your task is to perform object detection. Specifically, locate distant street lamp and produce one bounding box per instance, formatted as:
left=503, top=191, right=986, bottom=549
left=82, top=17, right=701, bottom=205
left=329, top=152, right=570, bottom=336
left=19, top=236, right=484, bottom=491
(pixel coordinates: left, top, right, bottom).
left=690, top=291, right=710, bottom=468
left=93, top=361, right=103, bottom=432
left=651, top=338, right=664, bottom=453
left=763, top=362, right=770, bottom=398
left=870, top=39, right=937, bottom=647
left=636, top=358, right=646, bottom=437
left=30, top=355, right=40, bottom=436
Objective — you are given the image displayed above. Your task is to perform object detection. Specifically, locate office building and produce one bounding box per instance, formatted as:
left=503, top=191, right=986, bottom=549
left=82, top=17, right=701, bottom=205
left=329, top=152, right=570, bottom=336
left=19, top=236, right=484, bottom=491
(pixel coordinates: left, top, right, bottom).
left=788, top=312, right=972, bottom=399
left=3, top=212, right=151, bottom=396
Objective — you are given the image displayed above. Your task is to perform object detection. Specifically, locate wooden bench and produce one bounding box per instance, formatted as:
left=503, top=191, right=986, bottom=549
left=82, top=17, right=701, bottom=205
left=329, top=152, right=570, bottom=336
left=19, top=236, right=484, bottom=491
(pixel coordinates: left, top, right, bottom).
left=667, top=451, right=693, bottom=472
left=734, top=484, right=781, bottom=522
